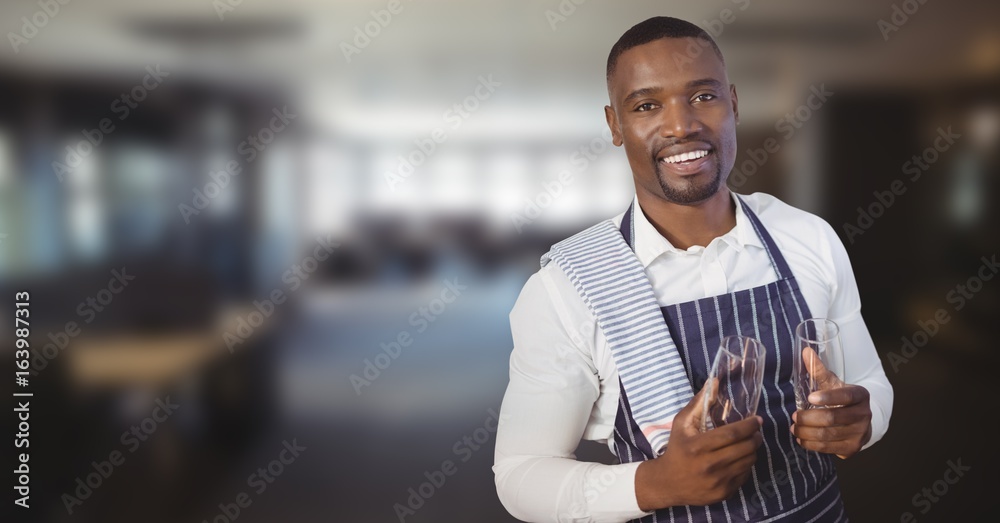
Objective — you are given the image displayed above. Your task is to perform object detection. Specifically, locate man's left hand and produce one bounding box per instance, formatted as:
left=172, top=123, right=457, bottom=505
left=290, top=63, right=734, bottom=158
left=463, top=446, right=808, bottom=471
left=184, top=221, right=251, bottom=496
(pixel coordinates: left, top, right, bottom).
left=790, top=347, right=872, bottom=459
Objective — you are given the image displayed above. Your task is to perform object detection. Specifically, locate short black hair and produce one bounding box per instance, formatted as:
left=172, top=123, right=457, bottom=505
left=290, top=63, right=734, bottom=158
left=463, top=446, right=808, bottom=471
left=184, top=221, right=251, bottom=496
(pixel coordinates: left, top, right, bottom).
left=606, top=16, right=724, bottom=82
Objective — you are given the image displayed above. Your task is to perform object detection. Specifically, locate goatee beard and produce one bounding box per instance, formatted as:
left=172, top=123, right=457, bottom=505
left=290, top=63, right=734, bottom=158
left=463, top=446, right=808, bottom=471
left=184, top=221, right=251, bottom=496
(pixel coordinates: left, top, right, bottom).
left=654, top=160, right=724, bottom=205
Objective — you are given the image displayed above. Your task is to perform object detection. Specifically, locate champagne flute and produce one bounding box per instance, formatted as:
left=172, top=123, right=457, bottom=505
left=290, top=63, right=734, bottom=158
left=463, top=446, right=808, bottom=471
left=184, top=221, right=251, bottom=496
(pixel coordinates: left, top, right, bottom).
left=793, top=318, right=846, bottom=410
left=701, top=335, right=767, bottom=432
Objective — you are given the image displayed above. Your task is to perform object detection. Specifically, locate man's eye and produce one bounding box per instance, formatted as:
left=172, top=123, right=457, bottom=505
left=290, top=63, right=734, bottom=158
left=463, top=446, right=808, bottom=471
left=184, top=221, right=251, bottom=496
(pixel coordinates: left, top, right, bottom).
left=636, top=103, right=656, bottom=112
left=694, top=94, right=717, bottom=102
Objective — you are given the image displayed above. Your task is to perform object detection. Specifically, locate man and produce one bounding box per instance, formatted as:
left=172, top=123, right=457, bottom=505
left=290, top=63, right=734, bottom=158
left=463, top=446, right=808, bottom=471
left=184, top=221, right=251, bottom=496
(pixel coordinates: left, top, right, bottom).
left=494, top=16, right=893, bottom=523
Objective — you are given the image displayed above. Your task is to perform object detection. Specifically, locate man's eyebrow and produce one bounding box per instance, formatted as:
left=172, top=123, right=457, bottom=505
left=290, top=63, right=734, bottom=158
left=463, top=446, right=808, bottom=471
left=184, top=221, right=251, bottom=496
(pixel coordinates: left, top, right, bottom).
left=687, top=78, right=724, bottom=90
left=622, top=87, right=661, bottom=105
left=621, top=79, right=724, bottom=105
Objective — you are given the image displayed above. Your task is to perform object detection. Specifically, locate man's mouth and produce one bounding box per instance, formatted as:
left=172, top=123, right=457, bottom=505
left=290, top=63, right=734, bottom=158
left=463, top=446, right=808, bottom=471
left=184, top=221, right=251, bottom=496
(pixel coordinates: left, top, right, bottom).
left=657, top=147, right=713, bottom=176
left=658, top=149, right=710, bottom=165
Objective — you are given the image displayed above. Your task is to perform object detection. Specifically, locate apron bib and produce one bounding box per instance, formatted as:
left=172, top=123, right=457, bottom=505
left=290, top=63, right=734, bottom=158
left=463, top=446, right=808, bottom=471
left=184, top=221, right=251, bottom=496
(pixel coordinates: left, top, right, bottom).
left=612, top=197, right=848, bottom=522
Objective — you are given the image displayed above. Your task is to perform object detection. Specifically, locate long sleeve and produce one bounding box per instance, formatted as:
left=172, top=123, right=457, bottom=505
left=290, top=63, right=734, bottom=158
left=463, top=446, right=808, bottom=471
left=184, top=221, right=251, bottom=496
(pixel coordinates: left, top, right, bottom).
left=493, top=267, right=653, bottom=522
left=819, top=220, right=894, bottom=450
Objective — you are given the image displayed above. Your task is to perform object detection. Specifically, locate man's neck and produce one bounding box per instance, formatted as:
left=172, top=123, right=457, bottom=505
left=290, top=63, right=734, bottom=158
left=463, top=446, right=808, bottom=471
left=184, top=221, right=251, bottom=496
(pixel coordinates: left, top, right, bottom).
left=636, top=188, right=737, bottom=251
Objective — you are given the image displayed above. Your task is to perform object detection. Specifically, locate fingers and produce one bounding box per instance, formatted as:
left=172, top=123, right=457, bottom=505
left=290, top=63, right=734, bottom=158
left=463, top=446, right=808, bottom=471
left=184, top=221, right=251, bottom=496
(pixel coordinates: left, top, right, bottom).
left=791, top=423, right=867, bottom=443
left=714, top=430, right=763, bottom=468
left=705, top=448, right=759, bottom=492
left=791, top=401, right=872, bottom=459
left=726, top=445, right=761, bottom=473
left=793, top=403, right=869, bottom=428
left=705, top=376, right=720, bottom=407
left=714, top=435, right=761, bottom=494
left=680, top=378, right=720, bottom=434
left=793, top=437, right=860, bottom=457
left=802, top=346, right=843, bottom=390
left=694, top=430, right=760, bottom=494
left=727, top=466, right=756, bottom=493
left=698, top=416, right=763, bottom=452
left=808, top=384, right=868, bottom=408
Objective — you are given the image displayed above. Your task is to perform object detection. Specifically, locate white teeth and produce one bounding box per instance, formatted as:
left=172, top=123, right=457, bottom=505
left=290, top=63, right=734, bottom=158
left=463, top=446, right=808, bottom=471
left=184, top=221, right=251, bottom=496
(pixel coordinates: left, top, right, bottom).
left=662, top=149, right=709, bottom=164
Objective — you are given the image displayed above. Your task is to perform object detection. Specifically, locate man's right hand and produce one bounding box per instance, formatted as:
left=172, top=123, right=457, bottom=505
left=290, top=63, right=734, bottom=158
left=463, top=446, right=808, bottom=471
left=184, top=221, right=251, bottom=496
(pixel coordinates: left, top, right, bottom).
left=635, top=379, right=763, bottom=511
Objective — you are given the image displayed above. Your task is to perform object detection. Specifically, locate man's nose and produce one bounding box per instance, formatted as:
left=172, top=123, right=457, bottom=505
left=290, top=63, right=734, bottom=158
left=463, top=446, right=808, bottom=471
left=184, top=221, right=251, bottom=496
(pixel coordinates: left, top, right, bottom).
left=659, top=101, right=702, bottom=139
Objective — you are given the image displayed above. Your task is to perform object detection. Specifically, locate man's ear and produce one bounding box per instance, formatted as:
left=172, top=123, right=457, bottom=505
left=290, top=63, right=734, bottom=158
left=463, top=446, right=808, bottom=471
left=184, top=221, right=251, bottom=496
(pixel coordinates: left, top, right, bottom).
left=730, top=84, right=739, bottom=125
left=604, top=105, right=623, bottom=146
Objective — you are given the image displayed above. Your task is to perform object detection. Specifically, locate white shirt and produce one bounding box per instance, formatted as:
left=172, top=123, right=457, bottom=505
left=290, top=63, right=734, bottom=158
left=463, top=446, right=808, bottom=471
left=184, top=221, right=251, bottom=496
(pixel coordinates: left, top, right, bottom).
left=493, top=191, right=894, bottom=523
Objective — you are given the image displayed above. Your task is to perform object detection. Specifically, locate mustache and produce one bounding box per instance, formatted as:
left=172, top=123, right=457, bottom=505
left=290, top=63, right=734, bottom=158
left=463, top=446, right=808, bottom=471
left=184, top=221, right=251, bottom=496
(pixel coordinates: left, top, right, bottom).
left=652, top=135, right=716, bottom=159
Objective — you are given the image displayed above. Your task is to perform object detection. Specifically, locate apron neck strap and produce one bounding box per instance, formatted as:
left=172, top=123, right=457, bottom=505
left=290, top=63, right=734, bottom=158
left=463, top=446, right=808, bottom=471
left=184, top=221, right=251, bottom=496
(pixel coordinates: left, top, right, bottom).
left=618, top=193, right=795, bottom=281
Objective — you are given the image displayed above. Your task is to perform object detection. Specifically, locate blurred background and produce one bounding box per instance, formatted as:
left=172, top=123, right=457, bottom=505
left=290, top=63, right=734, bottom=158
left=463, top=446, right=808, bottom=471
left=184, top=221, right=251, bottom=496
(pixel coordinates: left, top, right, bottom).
left=0, top=0, right=997, bottom=521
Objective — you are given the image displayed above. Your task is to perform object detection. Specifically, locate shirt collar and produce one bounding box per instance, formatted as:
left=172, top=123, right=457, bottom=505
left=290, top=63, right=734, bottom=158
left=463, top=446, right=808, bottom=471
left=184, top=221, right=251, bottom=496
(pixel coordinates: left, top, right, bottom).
left=630, top=191, right=764, bottom=268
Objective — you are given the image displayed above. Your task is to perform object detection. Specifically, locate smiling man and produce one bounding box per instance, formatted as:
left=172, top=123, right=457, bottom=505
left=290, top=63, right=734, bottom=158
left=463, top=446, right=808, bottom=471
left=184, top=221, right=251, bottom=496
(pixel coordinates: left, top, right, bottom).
left=494, top=16, right=893, bottom=523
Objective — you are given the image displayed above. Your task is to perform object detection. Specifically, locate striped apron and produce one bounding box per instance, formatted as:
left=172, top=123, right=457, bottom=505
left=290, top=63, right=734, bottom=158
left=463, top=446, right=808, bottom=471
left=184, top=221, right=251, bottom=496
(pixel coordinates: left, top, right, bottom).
left=611, top=198, right=847, bottom=522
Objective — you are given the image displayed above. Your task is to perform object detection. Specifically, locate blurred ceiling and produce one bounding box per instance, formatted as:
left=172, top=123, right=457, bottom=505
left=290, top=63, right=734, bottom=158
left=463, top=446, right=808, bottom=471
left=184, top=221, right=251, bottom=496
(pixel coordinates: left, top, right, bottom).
left=1, top=0, right=998, bottom=135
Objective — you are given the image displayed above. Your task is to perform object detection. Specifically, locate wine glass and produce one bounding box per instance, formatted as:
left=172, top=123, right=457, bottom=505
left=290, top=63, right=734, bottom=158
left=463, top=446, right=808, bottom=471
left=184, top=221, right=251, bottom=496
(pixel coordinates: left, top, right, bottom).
left=793, top=318, right=846, bottom=410
left=701, top=335, right=767, bottom=432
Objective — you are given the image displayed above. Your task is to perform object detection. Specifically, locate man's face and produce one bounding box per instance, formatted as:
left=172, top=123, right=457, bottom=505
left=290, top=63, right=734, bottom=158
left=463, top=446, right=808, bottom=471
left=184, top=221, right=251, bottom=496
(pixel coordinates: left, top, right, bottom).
left=605, top=37, right=739, bottom=206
